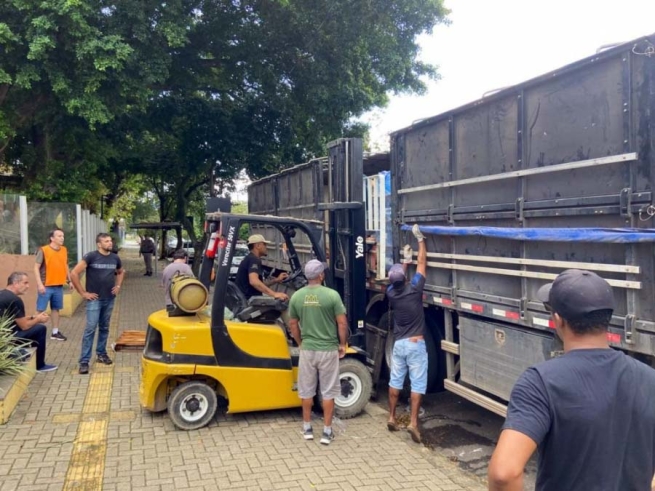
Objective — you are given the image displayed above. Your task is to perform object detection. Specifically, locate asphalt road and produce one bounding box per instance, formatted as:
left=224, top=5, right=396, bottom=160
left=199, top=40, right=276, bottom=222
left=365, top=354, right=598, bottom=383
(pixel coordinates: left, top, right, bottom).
left=373, top=390, right=538, bottom=490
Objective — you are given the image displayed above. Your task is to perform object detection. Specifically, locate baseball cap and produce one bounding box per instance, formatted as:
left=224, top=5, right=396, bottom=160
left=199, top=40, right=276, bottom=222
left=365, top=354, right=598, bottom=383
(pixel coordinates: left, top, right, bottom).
left=304, top=259, right=325, bottom=279
left=388, top=264, right=406, bottom=285
left=247, top=234, right=270, bottom=245
left=537, top=269, right=615, bottom=320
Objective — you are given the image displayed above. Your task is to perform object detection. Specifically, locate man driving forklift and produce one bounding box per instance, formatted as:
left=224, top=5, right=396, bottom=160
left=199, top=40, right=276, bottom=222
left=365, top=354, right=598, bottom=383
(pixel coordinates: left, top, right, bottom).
left=235, top=234, right=289, bottom=302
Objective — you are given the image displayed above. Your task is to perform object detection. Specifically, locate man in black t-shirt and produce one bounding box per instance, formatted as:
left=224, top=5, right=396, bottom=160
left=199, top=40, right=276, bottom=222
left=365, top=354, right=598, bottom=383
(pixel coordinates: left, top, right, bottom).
left=235, top=234, right=288, bottom=301
left=0, top=272, right=57, bottom=371
left=488, top=269, right=655, bottom=491
left=385, top=224, right=427, bottom=444
left=71, top=233, right=124, bottom=375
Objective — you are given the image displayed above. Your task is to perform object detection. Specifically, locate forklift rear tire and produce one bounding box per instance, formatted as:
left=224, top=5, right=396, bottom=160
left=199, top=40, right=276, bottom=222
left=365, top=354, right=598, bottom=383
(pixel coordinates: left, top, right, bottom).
left=335, top=358, right=372, bottom=419
left=167, top=381, right=218, bottom=431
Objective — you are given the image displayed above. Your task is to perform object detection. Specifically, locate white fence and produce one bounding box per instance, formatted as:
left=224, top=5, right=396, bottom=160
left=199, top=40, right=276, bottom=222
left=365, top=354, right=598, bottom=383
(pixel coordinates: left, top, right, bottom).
left=0, top=193, right=107, bottom=263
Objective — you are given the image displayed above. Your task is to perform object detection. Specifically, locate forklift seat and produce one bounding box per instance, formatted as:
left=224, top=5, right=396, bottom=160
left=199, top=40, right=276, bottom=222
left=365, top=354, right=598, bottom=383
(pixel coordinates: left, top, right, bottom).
left=224, top=281, right=287, bottom=323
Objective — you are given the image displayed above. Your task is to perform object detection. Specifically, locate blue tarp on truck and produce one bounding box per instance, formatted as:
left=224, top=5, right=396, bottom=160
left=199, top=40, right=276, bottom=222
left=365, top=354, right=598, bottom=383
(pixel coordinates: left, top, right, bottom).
left=401, top=225, right=655, bottom=243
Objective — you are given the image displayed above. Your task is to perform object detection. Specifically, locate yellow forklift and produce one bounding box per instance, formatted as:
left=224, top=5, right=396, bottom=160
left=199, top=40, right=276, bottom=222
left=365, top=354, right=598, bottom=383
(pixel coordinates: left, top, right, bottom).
left=139, top=212, right=372, bottom=430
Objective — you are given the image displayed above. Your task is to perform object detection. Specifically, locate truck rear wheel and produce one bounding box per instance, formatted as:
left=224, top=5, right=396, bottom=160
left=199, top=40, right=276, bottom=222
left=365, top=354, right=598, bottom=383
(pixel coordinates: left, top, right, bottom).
left=424, top=314, right=445, bottom=392
left=335, top=358, right=372, bottom=419
left=167, top=380, right=218, bottom=431
left=378, top=312, right=394, bottom=371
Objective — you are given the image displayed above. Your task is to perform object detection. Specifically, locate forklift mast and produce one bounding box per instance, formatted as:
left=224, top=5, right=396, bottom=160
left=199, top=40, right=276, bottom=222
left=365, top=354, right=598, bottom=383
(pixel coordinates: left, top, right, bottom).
left=321, top=139, right=367, bottom=350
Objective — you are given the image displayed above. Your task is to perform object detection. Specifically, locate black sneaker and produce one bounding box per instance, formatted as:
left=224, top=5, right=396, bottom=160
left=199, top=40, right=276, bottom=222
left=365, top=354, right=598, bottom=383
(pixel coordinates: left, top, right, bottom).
left=79, top=363, right=89, bottom=375
left=302, top=427, right=314, bottom=440
left=320, top=430, right=334, bottom=445
left=51, top=331, right=67, bottom=341
left=96, top=354, right=113, bottom=365
left=37, top=364, right=58, bottom=373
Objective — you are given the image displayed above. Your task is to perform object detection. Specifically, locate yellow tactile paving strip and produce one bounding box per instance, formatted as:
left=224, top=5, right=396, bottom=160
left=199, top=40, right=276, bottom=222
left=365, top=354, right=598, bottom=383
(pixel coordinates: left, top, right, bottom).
left=62, top=299, right=121, bottom=491
left=82, top=371, right=113, bottom=414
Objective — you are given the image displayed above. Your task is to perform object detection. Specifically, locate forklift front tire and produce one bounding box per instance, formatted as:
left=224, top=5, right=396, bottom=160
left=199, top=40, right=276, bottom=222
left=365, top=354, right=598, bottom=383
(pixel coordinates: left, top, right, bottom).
left=335, top=358, right=372, bottom=419
left=167, top=381, right=218, bottom=431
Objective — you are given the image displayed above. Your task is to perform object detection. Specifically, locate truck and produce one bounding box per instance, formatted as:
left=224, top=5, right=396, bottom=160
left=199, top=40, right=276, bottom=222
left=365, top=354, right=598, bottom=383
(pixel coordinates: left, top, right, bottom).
left=247, top=33, right=655, bottom=416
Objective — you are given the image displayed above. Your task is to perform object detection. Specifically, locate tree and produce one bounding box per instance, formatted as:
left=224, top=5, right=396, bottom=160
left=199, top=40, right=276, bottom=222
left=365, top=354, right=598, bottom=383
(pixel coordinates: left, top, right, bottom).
left=0, top=0, right=199, bottom=156
left=231, top=202, right=250, bottom=241
left=1, top=0, right=450, bottom=220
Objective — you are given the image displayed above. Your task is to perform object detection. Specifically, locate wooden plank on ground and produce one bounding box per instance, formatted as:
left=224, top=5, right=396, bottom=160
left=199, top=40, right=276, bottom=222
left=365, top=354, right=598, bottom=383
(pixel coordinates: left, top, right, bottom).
left=112, top=331, right=146, bottom=351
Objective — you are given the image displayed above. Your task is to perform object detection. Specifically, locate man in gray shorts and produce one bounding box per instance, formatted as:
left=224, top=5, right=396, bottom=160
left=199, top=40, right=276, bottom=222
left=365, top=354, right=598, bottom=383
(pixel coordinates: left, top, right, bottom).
left=288, top=260, right=348, bottom=445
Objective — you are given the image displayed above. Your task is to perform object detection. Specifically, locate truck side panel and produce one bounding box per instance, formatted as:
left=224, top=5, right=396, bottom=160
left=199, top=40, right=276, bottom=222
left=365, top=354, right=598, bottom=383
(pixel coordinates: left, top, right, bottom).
left=248, top=160, right=324, bottom=268
left=392, top=36, right=655, bottom=403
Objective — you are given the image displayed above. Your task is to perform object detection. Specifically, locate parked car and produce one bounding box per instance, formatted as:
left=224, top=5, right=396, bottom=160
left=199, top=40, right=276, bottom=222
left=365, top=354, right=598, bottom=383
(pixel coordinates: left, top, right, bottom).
left=166, top=236, right=196, bottom=263
left=229, top=244, right=249, bottom=277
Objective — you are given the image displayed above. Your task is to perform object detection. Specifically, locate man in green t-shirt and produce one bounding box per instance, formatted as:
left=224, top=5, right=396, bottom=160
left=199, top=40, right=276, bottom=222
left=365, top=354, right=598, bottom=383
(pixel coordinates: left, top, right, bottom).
left=288, top=260, right=348, bottom=445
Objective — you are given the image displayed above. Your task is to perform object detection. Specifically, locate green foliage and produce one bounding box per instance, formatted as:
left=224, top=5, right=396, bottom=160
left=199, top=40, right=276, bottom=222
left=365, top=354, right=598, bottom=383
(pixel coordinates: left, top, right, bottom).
left=107, top=175, right=149, bottom=221
left=231, top=202, right=250, bottom=241
left=0, top=0, right=449, bottom=221
left=0, top=315, right=30, bottom=377
left=130, top=196, right=159, bottom=223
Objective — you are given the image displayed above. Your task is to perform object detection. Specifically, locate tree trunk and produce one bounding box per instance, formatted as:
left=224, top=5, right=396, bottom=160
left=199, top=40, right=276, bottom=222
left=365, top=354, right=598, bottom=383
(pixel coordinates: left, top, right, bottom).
left=175, top=190, right=203, bottom=276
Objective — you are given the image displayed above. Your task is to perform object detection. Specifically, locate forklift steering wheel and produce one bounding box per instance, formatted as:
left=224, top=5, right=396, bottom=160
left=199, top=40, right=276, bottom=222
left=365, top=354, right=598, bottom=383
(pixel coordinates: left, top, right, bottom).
left=281, top=269, right=304, bottom=284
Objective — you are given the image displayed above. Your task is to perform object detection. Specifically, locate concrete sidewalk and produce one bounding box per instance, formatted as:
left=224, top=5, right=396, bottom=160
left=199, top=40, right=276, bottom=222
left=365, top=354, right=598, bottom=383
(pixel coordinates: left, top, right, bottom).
left=0, top=249, right=487, bottom=491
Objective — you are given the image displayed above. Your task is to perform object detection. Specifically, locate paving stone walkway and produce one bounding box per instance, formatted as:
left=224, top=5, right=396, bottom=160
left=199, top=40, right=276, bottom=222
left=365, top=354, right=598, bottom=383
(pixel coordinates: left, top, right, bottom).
left=0, top=248, right=487, bottom=491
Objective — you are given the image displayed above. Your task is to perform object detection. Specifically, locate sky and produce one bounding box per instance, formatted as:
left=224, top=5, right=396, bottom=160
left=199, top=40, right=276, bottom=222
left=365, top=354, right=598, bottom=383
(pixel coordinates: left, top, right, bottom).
left=231, top=0, right=655, bottom=200
left=362, top=0, right=655, bottom=151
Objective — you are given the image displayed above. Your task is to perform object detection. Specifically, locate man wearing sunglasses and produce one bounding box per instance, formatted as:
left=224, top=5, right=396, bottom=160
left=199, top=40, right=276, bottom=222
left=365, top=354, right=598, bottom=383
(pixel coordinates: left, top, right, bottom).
left=488, top=269, right=655, bottom=491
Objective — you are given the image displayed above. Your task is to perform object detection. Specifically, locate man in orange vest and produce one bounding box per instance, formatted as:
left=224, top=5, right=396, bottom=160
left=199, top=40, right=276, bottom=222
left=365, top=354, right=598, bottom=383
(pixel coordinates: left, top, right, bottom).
left=34, top=228, right=70, bottom=341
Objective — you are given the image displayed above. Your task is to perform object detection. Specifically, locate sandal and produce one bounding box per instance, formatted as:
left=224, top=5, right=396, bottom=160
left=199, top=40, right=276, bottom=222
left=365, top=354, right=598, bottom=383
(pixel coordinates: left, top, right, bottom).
left=407, top=425, right=421, bottom=443
left=387, top=421, right=400, bottom=432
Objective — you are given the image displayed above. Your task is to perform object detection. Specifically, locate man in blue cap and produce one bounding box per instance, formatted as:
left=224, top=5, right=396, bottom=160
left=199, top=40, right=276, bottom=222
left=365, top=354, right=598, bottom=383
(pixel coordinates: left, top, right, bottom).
left=488, top=269, right=655, bottom=491
left=385, top=224, right=428, bottom=443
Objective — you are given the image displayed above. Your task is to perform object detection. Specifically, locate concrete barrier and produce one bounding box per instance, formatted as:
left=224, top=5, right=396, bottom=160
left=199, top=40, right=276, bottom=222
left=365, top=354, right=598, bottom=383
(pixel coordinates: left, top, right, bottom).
left=0, top=349, right=36, bottom=424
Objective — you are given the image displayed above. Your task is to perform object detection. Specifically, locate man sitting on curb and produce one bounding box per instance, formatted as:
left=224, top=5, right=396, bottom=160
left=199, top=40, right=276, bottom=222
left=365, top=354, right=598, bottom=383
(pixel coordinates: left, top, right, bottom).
left=0, top=271, right=58, bottom=372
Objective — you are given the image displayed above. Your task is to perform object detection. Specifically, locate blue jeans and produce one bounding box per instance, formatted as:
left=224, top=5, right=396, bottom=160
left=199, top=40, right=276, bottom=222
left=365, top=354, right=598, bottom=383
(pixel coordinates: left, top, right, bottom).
left=389, top=338, right=428, bottom=395
left=79, top=299, right=115, bottom=364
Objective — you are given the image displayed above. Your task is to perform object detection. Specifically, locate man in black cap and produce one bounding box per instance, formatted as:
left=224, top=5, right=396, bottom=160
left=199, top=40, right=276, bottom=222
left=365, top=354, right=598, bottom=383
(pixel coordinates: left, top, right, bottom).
left=488, top=269, right=655, bottom=491
left=385, top=224, right=428, bottom=444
